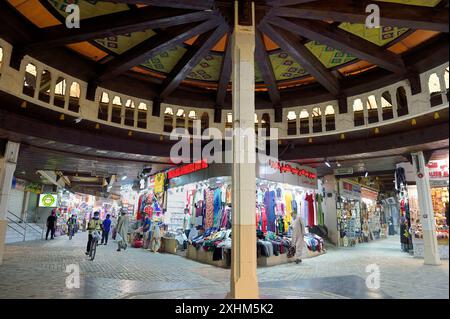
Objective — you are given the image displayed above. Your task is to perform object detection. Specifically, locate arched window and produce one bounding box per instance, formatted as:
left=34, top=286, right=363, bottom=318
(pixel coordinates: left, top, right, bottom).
left=261, top=113, right=270, bottom=137
left=164, top=107, right=174, bottom=133
left=98, top=92, right=109, bottom=121
left=396, top=87, right=408, bottom=116
left=124, top=99, right=135, bottom=127
left=312, top=107, right=322, bottom=133
left=201, top=112, right=209, bottom=135
left=299, top=110, right=309, bottom=134
left=68, top=82, right=81, bottom=113
left=428, top=73, right=443, bottom=107
left=287, top=111, right=297, bottom=135
left=381, top=91, right=393, bottom=120
left=53, top=76, right=67, bottom=108
left=325, top=105, right=335, bottom=131
left=176, top=109, right=186, bottom=129
left=137, top=103, right=148, bottom=129
left=111, top=96, right=122, bottom=124
left=23, top=63, right=37, bottom=98
left=444, top=67, right=449, bottom=101
left=225, top=113, right=233, bottom=129
left=353, top=99, right=364, bottom=126
left=254, top=114, right=259, bottom=133
left=188, top=111, right=197, bottom=135
left=366, top=95, right=379, bottom=124
left=38, top=70, right=51, bottom=103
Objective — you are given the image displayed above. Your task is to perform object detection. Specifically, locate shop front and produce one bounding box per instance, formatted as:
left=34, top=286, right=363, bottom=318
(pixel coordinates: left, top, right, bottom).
left=399, top=158, right=449, bottom=259
left=136, top=156, right=327, bottom=267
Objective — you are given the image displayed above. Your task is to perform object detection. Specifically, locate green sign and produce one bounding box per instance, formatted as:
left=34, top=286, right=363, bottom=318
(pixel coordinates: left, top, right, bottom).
left=39, top=194, right=58, bottom=208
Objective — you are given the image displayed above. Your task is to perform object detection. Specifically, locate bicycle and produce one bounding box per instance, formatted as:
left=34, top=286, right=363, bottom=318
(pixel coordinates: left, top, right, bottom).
left=68, top=225, right=75, bottom=240
left=89, top=230, right=101, bottom=261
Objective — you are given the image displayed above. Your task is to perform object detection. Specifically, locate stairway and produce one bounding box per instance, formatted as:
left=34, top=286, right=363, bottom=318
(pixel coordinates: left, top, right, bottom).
left=5, top=211, right=44, bottom=244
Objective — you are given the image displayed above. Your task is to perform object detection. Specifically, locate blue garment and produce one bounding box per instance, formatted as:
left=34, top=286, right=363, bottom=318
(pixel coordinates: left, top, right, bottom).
left=143, top=218, right=151, bottom=232
left=265, top=191, right=276, bottom=233
left=213, top=188, right=222, bottom=228
left=292, top=199, right=298, bottom=214
left=102, top=218, right=112, bottom=232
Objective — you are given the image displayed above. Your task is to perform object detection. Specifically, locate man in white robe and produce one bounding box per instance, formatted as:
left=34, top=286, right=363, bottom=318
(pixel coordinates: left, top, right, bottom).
left=291, top=212, right=305, bottom=264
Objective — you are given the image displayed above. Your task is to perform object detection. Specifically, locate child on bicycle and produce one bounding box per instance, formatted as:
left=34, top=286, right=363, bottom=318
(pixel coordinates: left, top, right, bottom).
left=85, top=211, right=103, bottom=255
left=67, top=214, right=77, bottom=239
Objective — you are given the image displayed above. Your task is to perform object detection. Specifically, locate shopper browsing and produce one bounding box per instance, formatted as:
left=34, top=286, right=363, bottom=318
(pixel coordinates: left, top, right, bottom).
left=101, top=214, right=112, bottom=245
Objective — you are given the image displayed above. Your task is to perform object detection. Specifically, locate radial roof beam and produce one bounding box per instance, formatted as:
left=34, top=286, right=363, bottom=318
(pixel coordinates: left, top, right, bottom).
left=259, top=21, right=340, bottom=96
left=159, top=23, right=229, bottom=99
left=268, top=15, right=406, bottom=74
left=97, top=17, right=223, bottom=83
left=26, top=7, right=213, bottom=50
left=272, top=0, right=449, bottom=32
left=101, top=0, right=214, bottom=10
left=255, top=29, right=281, bottom=108
left=267, top=0, right=320, bottom=6
left=215, top=32, right=232, bottom=109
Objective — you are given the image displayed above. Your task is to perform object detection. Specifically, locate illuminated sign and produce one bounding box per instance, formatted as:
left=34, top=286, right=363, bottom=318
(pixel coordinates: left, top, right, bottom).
left=167, top=160, right=209, bottom=179
left=39, top=193, right=58, bottom=208
left=268, top=160, right=317, bottom=180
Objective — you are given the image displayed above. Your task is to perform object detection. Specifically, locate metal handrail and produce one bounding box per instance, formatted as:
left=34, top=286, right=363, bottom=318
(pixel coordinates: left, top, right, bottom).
left=7, top=211, right=44, bottom=241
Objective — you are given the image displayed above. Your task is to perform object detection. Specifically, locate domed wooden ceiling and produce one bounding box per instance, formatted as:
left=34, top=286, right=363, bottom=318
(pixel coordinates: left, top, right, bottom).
left=6, top=0, right=449, bottom=111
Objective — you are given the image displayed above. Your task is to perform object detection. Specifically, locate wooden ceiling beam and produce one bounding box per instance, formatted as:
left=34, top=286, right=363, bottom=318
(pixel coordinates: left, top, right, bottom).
left=259, top=21, right=340, bottom=96
left=267, top=0, right=320, bottom=6
left=255, top=29, right=281, bottom=108
left=268, top=15, right=406, bottom=74
left=272, top=0, right=449, bottom=32
left=215, top=32, right=232, bottom=121
left=101, top=0, right=214, bottom=10
left=159, top=23, right=229, bottom=99
left=97, top=17, right=223, bottom=83
left=26, top=8, right=212, bottom=50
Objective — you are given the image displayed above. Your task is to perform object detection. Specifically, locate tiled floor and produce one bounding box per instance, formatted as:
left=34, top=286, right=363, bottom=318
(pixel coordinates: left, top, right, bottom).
left=0, top=233, right=447, bottom=299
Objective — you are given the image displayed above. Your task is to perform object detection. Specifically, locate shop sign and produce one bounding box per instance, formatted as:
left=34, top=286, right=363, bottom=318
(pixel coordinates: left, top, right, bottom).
left=361, top=187, right=378, bottom=201
left=39, top=193, right=58, bottom=208
left=167, top=160, right=209, bottom=180
left=333, top=167, right=354, bottom=176
left=268, top=160, right=317, bottom=179
left=340, top=180, right=361, bottom=199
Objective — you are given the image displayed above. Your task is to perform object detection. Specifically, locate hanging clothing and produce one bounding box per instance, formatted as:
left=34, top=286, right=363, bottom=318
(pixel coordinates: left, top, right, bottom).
left=226, top=185, right=232, bottom=205
left=213, top=188, right=222, bottom=228
left=316, top=193, right=324, bottom=226
left=305, top=193, right=315, bottom=226
left=284, top=211, right=292, bottom=232
left=261, top=206, right=268, bottom=233
left=266, top=191, right=277, bottom=232
left=205, top=189, right=215, bottom=229
left=285, top=191, right=293, bottom=214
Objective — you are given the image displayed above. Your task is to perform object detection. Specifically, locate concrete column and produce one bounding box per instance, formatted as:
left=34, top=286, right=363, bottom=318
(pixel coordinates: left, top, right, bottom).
left=21, top=191, right=30, bottom=222
left=411, top=151, right=441, bottom=265
left=229, top=1, right=259, bottom=299
left=0, top=141, right=20, bottom=265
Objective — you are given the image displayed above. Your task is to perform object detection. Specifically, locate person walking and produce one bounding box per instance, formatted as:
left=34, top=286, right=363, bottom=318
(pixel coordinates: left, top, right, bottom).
left=101, top=214, right=112, bottom=245
left=66, top=214, right=77, bottom=239
left=116, top=210, right=129, bottom=252
left=142, top=215, right=152, bottom=249
left=149, top=222, right=162, bottom=253
left=291, top=211, right=305, bottom=264
left=85, top=211, right=102, bottom=255
left=46, top=210, right=57, bottom=240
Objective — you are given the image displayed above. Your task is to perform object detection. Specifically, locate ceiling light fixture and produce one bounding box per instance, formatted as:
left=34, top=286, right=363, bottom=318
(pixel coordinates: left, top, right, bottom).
left=325, top=160, right=331, bottom=168
left=365, top=172, right=369, bottom=178
left=121, top=176, right=127, bottom=181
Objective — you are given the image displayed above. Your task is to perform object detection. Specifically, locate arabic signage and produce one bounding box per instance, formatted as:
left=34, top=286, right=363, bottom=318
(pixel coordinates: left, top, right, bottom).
left=167, top=160, right=209, bottom=180
left=39, top=193, right=58, bottom=208
left=339, top=180, right=362, bottom=199
left=427, top=159, right=449, bottom=187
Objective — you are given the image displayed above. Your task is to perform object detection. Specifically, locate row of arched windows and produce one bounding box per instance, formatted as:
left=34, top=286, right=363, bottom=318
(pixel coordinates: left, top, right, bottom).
left=22, top=63, right=81, bottom=113
left=163, top=107, right=210, bottom=134
left=428, top=69, right=449, bottom=107
left=286, top=105, right=336, bottom=136
left=98, top=92, right=149, bottom=129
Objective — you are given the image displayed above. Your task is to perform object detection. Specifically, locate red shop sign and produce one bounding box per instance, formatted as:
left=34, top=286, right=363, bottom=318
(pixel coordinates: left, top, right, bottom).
left=268, top=160, right=317, bottom=180
left=167, top=160, right=209, bottom=179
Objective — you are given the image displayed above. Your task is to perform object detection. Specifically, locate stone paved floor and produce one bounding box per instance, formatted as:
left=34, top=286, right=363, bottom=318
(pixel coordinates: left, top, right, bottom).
left=0, top=233, right=447, bottom=299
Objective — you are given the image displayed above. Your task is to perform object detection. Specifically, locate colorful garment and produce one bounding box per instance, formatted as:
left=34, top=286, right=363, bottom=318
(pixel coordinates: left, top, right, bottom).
left=305, top=193, right=315, bottom=226
left=213, top=188, right=222, bottom=228
left=285, top=191, right=293, bottom=214
left=205, top=189, right=215, bottom=229
left=261, top=207, right=268, bottom=233
left=316, top=193, right=324, bottom=226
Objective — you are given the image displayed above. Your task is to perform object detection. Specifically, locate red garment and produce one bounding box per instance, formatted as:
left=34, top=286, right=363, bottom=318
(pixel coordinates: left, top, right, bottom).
left=256, top=209, right=260, bottom=230
left=261, top=207, right=268, bottom=233
left=305, top=194, right=315, bottom=226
